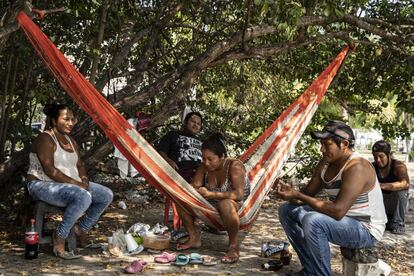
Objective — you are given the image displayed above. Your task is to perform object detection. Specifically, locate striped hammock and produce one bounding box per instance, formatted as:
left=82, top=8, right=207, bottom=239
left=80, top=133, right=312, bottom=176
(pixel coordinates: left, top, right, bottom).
left=17, top=11, right=349, bottom=230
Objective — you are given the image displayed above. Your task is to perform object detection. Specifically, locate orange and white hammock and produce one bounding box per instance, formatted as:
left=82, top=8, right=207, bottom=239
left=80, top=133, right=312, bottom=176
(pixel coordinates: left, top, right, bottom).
left=17, top=11, right=349, bottom=230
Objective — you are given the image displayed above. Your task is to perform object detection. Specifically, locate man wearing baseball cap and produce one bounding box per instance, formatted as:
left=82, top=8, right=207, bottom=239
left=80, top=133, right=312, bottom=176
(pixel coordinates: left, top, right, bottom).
left=277, top=120, right=387, bottom=276
left=372, top=140, right=410, bottom=234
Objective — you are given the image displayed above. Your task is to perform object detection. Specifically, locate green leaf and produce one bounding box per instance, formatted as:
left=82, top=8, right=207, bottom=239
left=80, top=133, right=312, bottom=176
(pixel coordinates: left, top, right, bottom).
left=260, top=2, right=270, bottom=17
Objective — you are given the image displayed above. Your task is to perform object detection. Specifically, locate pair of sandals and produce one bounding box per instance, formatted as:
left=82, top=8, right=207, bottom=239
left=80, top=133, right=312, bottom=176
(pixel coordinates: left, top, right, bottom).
left=154, top=251, right=177, bottom=264
left=175, top=243, right=238, bottom=264
left=174, top=253, right=218, bottom=266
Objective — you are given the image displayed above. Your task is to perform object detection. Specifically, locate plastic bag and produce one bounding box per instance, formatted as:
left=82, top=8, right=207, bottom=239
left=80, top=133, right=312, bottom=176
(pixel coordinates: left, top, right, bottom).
left=112, top=229, right=127, bottom=253
left=151, top=223, right=168, bottom=235
left=107, top=229, right=126, bottom=256
left=127, top=223, right=151, bottom=236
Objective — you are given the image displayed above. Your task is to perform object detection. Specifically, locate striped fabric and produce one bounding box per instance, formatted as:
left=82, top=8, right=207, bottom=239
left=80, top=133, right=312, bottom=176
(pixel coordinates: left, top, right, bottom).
left=321, top=153, right=373, bottom=223
left=17, top=11, right=349, bottom=230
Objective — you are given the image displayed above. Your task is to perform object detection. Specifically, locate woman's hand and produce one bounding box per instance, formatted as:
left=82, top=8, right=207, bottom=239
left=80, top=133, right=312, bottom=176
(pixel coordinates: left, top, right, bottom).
left=76, top=179, right=89, bottom=190
left=197, top=187, right=213, bottom=199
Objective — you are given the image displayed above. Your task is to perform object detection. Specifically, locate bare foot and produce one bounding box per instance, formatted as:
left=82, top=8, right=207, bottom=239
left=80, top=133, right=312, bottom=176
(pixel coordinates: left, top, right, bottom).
left=221, top=246, right=239, bottom=264
left=176, top=238, right=202, bottom=251
left=53, top=232, right=66, bottom=256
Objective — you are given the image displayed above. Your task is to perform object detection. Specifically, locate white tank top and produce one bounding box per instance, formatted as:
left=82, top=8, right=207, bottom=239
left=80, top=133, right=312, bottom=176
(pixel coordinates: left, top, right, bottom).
left=27, top=131, right=81, bottom=182
left=321, top=152, right=387, bottom=241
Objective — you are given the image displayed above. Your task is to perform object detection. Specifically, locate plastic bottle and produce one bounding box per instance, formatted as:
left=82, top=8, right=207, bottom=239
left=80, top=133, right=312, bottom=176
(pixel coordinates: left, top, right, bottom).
left=25, top=218, right=39, bottom=259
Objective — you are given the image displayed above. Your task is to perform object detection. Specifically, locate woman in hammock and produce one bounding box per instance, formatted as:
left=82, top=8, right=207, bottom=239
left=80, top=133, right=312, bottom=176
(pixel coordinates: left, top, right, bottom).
left=175, top=133, right=250, bottom=263
left=26, top=103, right=113, bottom=259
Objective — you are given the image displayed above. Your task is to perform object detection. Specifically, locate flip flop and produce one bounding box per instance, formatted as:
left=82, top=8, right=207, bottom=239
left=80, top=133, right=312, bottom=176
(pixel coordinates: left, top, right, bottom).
left=202, top=256, right=218, bottom=266
left=124, top=260, right=148, bottom=274
left=171, top=230, right=189, bottom=243
left=189, top=253, right=203, bottom=264
left=52, top=231, right=81, bottom=260
left=221, top=254, right=239, bottom=264
left=84, top=242, right=103, bottom=249
left=154, top=251, right=177, bottom=264
left=174, top=253, right=190, bottom=266
left=53, top=249, right=82, bottom=260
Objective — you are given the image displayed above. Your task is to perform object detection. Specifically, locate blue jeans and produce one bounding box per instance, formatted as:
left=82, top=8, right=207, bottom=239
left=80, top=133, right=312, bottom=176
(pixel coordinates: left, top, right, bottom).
left=383, top=189, right=409, bottom=228
left=27, top=180, right=113, bottom=239
left=278, top=203, right=377, bottom=276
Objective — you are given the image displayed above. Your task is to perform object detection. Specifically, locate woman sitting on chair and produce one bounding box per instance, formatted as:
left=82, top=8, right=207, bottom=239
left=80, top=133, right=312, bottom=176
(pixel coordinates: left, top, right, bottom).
left=26, top=103, right=113, bottom=259
left=175, top=133, right=250, bottom=264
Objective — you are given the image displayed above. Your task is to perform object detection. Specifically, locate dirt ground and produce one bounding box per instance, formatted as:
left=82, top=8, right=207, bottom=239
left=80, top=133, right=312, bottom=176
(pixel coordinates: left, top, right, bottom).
left=0, top=157, right=413, bottom=275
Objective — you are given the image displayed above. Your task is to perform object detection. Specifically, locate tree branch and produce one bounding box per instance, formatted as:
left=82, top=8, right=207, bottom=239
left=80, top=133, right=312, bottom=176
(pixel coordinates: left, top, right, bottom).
left=207, top=31, right=350, bottom=67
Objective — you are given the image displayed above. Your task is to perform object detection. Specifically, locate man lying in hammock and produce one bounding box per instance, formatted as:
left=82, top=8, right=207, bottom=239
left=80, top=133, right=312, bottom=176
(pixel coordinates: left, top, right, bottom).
left=276, top=120, right=387, bottom=276
left=175, top=133, right=251, bottom=264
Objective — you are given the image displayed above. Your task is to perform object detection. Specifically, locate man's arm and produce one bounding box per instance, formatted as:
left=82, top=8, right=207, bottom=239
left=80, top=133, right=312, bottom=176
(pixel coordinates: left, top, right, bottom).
left=277, top=158, right=372, bottom=220
left=278, top=160, right=325, bottom=205
left=157, top=131, right=179, bottom=170
left=159, top=152, right=179, bottom=170
left=380, top=160, right=410, bottom=191
left=300, top=159, right=326, bottom=196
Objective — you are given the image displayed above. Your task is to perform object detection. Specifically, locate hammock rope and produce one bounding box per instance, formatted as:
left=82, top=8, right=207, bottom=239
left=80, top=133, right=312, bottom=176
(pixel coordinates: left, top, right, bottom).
left=17, top=11, right=350, bottom=230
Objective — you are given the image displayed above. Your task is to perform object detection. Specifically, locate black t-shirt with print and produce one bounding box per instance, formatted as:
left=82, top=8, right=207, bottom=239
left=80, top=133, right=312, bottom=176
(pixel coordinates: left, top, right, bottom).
left=157, top=130, right=202, bottom=171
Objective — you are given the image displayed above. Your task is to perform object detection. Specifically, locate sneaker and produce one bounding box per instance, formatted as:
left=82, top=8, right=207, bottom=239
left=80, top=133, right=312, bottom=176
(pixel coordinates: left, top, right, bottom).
left=391, top=225, right=405, bottom=235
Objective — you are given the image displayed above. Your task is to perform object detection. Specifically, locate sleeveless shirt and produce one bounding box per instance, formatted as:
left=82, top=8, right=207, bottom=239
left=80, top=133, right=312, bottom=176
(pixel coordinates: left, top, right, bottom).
left=321, top=152, right=387, bottom=241
left=27, top=130, right=81, bottom=182
left=373, top=159, right=400, bottom=183
left=204, top=159, right=251, bottom=202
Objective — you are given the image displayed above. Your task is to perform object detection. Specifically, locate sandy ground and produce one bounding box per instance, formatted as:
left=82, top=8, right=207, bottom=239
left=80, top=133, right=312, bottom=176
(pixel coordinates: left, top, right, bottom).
left=0, top=152, right=413, bottom=275
left=0, top=198, right=343, bottom=275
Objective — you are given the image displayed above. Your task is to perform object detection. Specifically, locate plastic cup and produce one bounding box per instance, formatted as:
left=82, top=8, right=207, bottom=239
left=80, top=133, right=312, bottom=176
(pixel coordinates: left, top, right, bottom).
left=124, top=233, right=139, bottom=252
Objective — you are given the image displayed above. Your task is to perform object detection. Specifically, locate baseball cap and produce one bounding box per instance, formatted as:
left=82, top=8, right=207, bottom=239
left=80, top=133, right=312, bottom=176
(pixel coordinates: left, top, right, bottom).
left=311, top=120, right=355, bottom=145
left=372, top=140, right=391, bottom=154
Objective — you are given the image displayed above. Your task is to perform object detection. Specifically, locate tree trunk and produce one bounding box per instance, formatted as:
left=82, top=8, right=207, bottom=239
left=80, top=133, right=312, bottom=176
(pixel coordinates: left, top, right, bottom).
left=89, top=0, right=109, bottom=84
left=404, top=113, right=412, bottom=163
left=0, top=52, right=16, bottom=161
